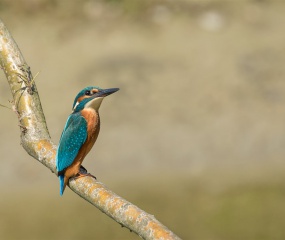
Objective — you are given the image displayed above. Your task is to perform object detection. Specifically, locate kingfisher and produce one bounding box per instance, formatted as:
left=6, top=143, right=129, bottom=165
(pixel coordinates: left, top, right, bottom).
left=56, top=86, right=119, bottom=196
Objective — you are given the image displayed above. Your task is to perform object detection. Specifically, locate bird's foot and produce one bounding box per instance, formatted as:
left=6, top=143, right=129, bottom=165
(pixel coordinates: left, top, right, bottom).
left=74, top=172, right=97, bottom=180
left=74, top=165, right=97, bottom=180
left=80, top=165, right=88, bottom=173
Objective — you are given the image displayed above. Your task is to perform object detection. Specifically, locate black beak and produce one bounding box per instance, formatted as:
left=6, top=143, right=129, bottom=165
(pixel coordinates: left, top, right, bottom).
left=95, top=88, right=119, bottom=98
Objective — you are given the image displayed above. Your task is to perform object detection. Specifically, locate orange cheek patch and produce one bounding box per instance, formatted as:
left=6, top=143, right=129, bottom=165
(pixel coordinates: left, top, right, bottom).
left=77, top=95, right=91, bottom=103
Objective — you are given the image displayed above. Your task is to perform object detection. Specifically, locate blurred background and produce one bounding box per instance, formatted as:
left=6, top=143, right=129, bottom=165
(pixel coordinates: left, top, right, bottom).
left=0, top=0, right=285, bottom=239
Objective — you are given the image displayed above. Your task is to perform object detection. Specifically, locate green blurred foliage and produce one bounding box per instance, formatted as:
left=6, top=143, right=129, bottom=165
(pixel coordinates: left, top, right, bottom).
left=1, top=178, right=285, bottom=239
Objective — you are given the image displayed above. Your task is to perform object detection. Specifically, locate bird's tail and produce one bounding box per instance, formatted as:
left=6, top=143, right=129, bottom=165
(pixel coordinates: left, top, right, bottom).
left=59, top=174, right=65, bottom=196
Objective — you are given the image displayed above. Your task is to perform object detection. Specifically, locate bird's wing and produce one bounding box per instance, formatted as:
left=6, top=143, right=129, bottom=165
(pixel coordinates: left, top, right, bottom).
left=56, top=113, right=88, bottom=173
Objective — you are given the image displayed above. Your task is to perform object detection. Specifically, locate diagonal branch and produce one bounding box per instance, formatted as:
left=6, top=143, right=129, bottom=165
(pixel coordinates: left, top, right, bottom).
left=0, top=19, right=181, bottom=240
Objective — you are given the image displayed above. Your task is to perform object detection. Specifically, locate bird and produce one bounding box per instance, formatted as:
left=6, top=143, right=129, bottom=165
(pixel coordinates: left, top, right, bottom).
left=56, top=86, right=119, bottom=196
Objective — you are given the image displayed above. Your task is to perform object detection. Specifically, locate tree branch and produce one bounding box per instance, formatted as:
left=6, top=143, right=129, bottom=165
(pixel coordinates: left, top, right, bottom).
left=0, top=19, right=181, bottom=240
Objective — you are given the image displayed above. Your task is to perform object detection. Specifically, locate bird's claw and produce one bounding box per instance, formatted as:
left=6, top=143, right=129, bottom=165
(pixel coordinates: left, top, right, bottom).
left=80, top=165, right=88, bottom=173
left=74, top=172, right=97, bottom=180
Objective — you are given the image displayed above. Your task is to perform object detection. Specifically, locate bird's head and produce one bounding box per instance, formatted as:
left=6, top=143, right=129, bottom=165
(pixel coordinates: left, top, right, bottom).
left=72, top=86, right=119, bottom=112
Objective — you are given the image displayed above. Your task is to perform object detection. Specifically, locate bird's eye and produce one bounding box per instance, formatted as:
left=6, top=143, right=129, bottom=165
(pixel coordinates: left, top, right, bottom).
left=85, top=90, right=91, bottom=96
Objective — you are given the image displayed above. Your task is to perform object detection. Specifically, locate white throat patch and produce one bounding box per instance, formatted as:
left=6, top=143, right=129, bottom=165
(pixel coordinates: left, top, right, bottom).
left=85, top=97, right=104, bottom=111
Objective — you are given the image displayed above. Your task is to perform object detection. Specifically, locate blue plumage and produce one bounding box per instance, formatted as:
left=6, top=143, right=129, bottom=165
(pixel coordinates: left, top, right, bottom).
left=56, top=113, right=87, bottom=172
left=59, top=175, right=65, bottom=196
left=56, top=113, right=88, bottom=194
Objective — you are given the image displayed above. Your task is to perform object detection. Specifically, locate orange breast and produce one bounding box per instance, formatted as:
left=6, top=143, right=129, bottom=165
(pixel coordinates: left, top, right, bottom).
left=79, top=108, right=100, bottom=159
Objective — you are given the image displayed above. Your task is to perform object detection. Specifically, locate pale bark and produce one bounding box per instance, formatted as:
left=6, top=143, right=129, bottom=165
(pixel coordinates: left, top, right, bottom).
left=0, top=19, right=181, bottom=240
